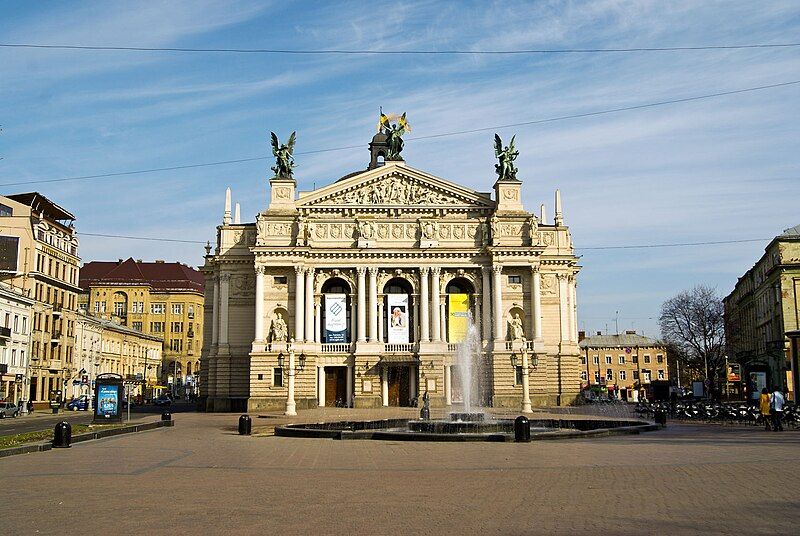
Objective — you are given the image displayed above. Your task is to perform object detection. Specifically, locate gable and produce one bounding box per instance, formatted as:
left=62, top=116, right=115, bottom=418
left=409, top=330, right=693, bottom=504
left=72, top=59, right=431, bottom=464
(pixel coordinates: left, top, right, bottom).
left=296, top=163, right=495, bottom=210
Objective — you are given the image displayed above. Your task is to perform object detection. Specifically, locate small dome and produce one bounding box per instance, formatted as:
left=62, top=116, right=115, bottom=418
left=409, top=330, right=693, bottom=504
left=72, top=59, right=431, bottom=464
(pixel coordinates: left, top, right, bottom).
left=371, top=131, right=388, bottom=143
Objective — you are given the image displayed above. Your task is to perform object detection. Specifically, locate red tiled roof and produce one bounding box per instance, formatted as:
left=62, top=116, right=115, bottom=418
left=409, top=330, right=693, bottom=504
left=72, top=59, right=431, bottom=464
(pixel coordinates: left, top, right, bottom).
left=79, top=258, right=204, bottom=293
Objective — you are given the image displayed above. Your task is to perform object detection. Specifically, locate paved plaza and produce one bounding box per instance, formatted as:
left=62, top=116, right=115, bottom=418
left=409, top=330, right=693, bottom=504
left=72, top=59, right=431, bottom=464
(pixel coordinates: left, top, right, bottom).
left=1, top=409, right=799, bottom=535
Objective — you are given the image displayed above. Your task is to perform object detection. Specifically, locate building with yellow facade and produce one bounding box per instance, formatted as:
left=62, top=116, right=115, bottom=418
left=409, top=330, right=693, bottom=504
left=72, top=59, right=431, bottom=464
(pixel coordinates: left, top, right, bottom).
left=0, top=192, right=81, bottom=408
left=579, top=331, right=669, bottom=402
left=724, top=224, right=800, bottom=402
left=78, top=258, right=204, bottom=396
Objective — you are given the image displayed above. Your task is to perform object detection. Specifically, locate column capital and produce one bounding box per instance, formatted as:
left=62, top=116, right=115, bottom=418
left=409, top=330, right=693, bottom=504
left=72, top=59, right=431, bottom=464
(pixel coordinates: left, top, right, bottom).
left=420, top=266, right=430, bottom=276
left=305, top=266, right=314, bottom=275
left=294, top=265, right=305, bottom=275
left=367, top=266, right=379, bottom=275
left=556, top=272, right=569, bottom=281
left=431, top=267, right=441, bottom=276
left=492, top=264, right=503, bottom=275
left=530, top=264, right=540, bottom=274
left=255, top=266, right=267, bottom=275
left=219, top=273, right=231, bottom=282
left=356, top=266, right=367, bottom=276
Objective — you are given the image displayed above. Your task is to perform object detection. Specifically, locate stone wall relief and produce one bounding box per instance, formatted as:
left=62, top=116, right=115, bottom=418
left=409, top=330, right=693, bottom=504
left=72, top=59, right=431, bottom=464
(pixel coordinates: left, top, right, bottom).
left=330, top=176, right=463, bottom=206
left=541, top=273, right=557, bottom=295
left=230, top=273, right=255, bottom=297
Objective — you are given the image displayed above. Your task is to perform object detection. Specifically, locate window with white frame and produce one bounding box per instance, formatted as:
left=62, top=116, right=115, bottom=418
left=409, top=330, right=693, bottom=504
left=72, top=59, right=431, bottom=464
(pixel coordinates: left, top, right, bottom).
left=172, top=303, right=184, bottom=315
left=151, top=303, right=166, bottom=315
left=618, top=355, right=625, bottom=364
left=658, top=370, right=665, bottom=380
left=605, top=355, right=612, bottom=364
left=606, top=369, right=613, bottom=381
left=592, top=355, right=599, bottom=365
left=580, top=371, right=587, bottom=381
left=619, top=370, right=626, bottom=381
left=644, top=355, right=651, bottom=364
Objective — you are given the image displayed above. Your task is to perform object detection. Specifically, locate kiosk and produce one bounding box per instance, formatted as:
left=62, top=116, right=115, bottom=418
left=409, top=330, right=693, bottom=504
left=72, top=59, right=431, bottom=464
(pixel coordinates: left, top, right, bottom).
left=93, top=373, right=124, bottom=424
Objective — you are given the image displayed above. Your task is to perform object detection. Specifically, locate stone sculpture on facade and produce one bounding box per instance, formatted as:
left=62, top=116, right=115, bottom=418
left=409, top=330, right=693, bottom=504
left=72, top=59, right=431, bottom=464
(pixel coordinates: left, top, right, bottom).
left=270, top=313, right=288, bottom=342
left=509, top=313, right=525, bottom=341
left=270, top=131, right=296, bottom=180
left=378, top=111, right=410, bottom=160
left=494, top=134, right=519, bottom=182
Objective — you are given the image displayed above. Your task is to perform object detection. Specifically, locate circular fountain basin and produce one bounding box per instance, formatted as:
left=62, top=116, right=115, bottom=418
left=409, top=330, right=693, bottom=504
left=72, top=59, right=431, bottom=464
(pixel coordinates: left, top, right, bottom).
left=448, top=412, right=486, bottom=422
left=274, top=416, right=658, bottom=442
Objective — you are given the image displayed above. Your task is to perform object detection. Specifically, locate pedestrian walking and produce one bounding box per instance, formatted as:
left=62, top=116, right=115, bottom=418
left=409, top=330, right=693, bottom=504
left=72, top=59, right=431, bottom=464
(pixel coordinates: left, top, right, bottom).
left=26, top=400, right=33, bottom=414
left=759, top=388, right=771, bottom=431
left=770, top=387, right=785, bottom=432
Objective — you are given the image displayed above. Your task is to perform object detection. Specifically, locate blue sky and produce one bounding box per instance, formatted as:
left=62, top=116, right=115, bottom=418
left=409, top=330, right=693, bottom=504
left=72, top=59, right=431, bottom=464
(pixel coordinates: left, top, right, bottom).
left=1, top=0, right=799, bottom=337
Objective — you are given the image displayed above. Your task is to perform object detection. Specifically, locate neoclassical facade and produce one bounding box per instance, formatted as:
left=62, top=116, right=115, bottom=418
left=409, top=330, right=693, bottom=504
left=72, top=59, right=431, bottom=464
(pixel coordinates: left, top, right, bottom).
left=201, top=133, right=581, bottom=412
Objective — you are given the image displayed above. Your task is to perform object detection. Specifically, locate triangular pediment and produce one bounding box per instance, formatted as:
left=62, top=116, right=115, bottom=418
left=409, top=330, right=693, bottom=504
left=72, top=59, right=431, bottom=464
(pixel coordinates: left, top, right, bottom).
left=296, top=162, right=495, bottom=209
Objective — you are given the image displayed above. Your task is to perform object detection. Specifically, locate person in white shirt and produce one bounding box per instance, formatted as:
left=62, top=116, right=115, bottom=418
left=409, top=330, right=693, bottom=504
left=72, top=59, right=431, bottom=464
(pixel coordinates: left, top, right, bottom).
left=771, top=388, right=785, bottom=432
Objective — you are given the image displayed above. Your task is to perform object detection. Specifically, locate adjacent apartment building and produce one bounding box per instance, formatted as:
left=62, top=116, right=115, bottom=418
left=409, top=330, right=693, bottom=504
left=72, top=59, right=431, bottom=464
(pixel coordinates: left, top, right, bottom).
left=724, top=224, right=800, bottom=402
left=0, top=282, right=34, bottom=404
left=579, top=330, right=669, bottom=402
left=78, top=258, right=204, bottom=395
left=0, top=193, right=81, bottom=408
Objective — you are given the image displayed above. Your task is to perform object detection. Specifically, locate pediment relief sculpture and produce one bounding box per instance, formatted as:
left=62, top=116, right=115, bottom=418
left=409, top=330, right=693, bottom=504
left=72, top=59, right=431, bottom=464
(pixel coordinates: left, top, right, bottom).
left=322, top=176, right=468, bottom=206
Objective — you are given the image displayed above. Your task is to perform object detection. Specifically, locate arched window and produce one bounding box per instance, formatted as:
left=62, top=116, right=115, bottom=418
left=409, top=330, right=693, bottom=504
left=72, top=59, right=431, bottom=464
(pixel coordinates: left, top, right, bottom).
left=445, top=277, right=475, bottom=343
left=383, top=277, right=414, bottom=343
left=321, top=277, right=352, bottom=343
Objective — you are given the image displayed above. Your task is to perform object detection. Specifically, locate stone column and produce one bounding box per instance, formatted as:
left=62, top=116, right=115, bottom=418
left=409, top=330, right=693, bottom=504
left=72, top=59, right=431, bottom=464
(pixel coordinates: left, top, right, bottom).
left=211, top=276, right=219, bottom=345
left=314, top=299, right=321, bottom=343
left=377, top=300, right=384, bottom=343
left=481, top=267, right=491, bottom=341
left=409, top=366, right=417, bottom=403
left=413, top=300, right=419, bottom=342
left=558, top=274, right=569, bottom=344
left=521, top=346, right=532, bottom=413
left=346, top=364, right=353, bottom=407
left=356, top=267, right=366, bottom=342
left=570, top=276, right=578, bottom=342
left=440, top=301, right=447, bottom=342
left=349, top=293, right=357, bottom=343
left=474, top=297, right=481, bottom=336
left=531, top=265, right=542, bottom=340
left=219, top=274, right=230, bottom=346
left=420, top=267, right=430, bottom=342
left=368, top=267, right=378, bottom=342
left=445, top=365, right=452, bottom=405
left=294, top=267, right=305, bottom=342
left=492, top=265, right=503, bottom=341
left=381, top=366, right=388, bottom=406
left=305, top=267, right=314, bottom=342
left=254, top=267, right=265, bottom=342
left=431, top=267, right=441, bottom=342
left=318, top=365, right=325, bottom=407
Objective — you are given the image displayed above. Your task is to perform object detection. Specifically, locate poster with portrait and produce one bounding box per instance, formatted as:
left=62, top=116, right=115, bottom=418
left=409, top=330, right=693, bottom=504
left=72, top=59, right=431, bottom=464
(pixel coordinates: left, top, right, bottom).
left=325, top=294, right=347, bottom=343
left=387, top=294, right=409, bottom=344
left=96, top=384, right=120, bottom=418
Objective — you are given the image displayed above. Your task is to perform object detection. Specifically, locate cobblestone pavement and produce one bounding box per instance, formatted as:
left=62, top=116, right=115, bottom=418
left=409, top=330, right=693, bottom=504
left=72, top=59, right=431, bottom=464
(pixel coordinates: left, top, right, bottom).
left=1, top=408, right=798, bottom=535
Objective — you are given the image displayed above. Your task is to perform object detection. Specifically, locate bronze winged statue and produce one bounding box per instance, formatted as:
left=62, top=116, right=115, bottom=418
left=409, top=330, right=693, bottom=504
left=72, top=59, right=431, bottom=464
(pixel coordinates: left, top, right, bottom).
left=378, top=111, right=410, bottom=161
left=270, top=131, right=296, bottom=179
left=494, top=133, right=519, bottom=181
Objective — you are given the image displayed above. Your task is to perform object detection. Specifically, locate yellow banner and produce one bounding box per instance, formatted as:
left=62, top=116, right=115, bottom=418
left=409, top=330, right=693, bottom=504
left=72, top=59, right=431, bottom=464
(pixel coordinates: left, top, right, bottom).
left=448, top=293, right=470, bottom=343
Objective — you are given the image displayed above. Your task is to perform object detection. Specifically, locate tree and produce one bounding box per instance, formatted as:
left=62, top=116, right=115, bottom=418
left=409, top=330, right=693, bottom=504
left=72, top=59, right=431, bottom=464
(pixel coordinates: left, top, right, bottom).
left=659, top=285, right=726, bottom=397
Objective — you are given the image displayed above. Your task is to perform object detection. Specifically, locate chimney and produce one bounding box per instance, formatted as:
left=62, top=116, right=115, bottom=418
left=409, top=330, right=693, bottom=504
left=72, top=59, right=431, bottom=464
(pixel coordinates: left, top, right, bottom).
left=136, top=259, right=142, bottom=263
left=625, top=330, right=636, bottom=335
left=155, top=260, right=165, bottom=264
left=117, top=258, right=123, bottom=264
left=596, top=331, right=602, bottom=336
left=578, top=330, right=586, bottom=342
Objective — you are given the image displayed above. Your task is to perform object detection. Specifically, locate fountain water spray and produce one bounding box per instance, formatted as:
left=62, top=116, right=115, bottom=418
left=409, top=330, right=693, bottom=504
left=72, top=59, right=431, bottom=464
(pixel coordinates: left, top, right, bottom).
left=454, top=316, right=483, bottom=414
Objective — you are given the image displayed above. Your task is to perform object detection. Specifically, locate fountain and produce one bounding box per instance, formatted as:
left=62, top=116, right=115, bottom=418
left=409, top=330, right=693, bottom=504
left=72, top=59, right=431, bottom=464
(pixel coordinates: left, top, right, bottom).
left=274, top=319, right=658, bottom=441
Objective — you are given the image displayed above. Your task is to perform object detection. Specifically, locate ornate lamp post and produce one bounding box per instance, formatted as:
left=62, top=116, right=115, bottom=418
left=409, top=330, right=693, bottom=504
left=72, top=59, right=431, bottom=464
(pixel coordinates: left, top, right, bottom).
left=510, top=338, right=536, bottom=413
left=278, top=339, right=305, bottom=416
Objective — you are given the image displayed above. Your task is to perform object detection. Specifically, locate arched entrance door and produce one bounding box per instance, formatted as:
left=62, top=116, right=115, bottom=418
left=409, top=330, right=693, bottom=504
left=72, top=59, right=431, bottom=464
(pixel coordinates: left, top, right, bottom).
left=382, top=277, right=415, bottom=406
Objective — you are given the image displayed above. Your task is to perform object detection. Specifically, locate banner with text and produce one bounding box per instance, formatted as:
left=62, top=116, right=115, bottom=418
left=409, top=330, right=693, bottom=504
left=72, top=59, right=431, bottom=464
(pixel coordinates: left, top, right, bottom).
left=387, top=294, right=409, bottom=344
left=448, top=293, right=470, bottom=343
left=325, top=294, right=347, bottom=343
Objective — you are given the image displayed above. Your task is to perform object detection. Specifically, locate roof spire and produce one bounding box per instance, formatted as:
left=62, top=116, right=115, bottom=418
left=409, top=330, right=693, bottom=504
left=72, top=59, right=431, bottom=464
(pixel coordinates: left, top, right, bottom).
left=234, top=202, right=241, bottom=224
left=540, top=203, right=547, bottom=225
left=554, top=189, right=563, bottom=226
left=223, top=187, right=232, bottom=225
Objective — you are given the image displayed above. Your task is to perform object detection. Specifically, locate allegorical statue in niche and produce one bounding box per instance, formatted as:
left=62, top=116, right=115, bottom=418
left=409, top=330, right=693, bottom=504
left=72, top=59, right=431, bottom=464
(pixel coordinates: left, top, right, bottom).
left=270, top=131, right=296, bottom=180
left=494, top=133, right=519, bottom=181
left=270, top=313, right=288, bottom=342
left=509, top=313, right=525, bottom=341
left=378, top=110, right=411, bottom=160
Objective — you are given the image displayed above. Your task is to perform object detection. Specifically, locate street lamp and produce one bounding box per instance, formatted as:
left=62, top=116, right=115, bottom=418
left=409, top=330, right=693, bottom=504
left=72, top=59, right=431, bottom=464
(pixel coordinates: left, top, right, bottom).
left=278, top=340, right=305, bottom=416
left=510, top=338, right=535, bottom=413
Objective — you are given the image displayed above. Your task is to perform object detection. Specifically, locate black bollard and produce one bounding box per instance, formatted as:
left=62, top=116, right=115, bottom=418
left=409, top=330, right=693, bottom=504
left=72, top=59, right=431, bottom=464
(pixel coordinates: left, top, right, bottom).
left=161, top=411, right=172, bottom=422
left=514, top=415, right=531, bottom=442
left=53, top=421, right=72, bottom=448
left=654, top=410, right=667, bottom=426
left=238, top=414, right=252, bottom=435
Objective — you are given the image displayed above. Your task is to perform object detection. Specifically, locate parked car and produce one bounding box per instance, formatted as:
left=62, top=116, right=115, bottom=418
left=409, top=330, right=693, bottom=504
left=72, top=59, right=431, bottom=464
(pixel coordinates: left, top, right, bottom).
left=0, top=401, right=20, bottom=418
left=152, top=394, right=172, bottom=406
left=66, top=395, right=91, bottom=411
